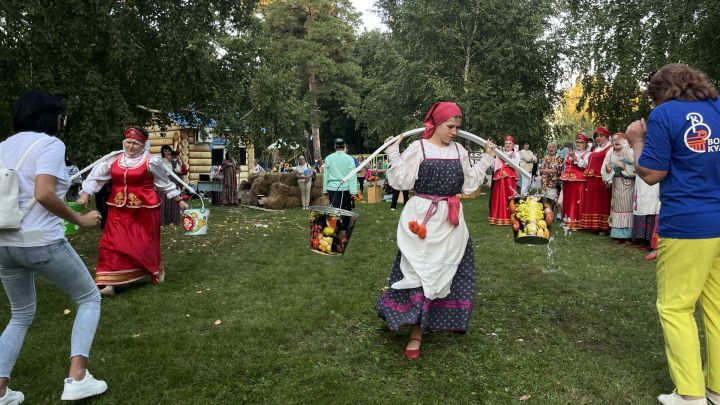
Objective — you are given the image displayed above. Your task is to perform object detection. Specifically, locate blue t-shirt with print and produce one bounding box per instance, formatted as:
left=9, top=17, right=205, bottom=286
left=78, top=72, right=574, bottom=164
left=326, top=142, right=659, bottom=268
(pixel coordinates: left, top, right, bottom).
left=639, top=98, right=720, bottom=238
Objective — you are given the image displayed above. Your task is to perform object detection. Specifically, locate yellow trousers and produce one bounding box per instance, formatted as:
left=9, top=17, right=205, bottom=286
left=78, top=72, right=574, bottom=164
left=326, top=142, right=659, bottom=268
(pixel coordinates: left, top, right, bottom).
left=657, top=237, right=720, bottom=396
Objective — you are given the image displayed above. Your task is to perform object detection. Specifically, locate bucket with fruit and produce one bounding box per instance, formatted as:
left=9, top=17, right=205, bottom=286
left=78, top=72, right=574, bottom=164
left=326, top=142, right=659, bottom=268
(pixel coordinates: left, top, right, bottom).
left=308, top=206, right=359, bottom=255
left=509, top=195, right=555, bottom=245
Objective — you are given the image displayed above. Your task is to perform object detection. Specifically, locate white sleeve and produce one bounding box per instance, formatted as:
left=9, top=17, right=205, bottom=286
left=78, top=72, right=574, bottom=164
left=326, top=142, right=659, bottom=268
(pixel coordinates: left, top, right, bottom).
left=80, top=157, right=113, bottom=196
left=601, top=151, right=613, bottom=184
left=35, top=138, right=67, bottom=179
left=461, top=147, right=495, bottom=194
left=576, top=151, right=590, bottom=169
left=386, top=140, right=423, bottom=191
left=149, top=155, right=181, bottom=199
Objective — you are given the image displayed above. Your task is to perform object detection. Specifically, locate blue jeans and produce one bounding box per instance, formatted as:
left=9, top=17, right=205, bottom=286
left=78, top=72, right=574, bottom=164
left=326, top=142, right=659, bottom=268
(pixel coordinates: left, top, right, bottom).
left=0, top=241, right=101, bottom=378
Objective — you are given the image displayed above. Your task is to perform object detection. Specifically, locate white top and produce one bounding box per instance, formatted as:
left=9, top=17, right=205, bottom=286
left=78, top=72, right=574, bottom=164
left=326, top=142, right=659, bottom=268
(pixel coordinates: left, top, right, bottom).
left=81, top=152, right=180, bottom=199
left=0, top=132, right=70, bottom=246
left=294, top=163, right=312, bottom=179
left=385, top=140, right=494, bottom=299
left=634, top=175, right=660, bottom=215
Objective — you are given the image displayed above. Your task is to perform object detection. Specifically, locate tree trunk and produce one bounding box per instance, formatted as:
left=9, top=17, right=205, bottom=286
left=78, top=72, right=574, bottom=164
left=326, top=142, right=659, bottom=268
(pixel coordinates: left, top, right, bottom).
left=308, top=70, right=322, bottom=161
left=463, top=20, right=478, bottom=93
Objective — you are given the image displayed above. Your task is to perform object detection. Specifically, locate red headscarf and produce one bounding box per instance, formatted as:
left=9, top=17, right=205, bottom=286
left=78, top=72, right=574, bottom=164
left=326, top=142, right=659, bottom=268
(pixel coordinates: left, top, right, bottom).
left=593, top=126, right=610, bottom=138
left=423, top=102, right=462, bottom=139
left=124, top=127, right=148, bottom=144
left=576, top=132, right=589, bottom=143
left=504, top=135, right=515, bottom=144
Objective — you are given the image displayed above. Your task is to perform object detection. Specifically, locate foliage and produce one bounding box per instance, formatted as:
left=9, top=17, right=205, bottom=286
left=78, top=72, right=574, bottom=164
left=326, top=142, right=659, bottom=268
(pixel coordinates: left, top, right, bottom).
left=560, top=0, right=720, bottom=128
left=553, top=79, right=596, bottom=142
left=356, top=0, right=562, bottom=150
left=0, top=0, right=258, bottom=165
left=259, top=0, right=363, bottom=160
left=2, top=196, right=674, bottom=403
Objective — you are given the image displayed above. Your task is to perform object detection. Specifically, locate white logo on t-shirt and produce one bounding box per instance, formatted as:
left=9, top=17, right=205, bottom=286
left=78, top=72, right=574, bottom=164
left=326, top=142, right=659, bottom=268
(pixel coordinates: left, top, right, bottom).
left=684, top=112, right=713, bottom=153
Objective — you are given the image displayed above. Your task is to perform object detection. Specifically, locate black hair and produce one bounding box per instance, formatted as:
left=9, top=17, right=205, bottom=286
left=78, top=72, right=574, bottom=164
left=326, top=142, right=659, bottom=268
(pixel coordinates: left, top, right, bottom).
left=11, top=90, right=64, bottom=135
left=160, top=145, right=173, bottom=155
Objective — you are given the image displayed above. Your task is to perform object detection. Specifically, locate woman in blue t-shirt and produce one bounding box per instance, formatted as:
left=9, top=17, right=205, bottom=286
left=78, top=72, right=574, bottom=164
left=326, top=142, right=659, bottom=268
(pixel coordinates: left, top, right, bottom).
left=626, top=63, right=720, bottom=405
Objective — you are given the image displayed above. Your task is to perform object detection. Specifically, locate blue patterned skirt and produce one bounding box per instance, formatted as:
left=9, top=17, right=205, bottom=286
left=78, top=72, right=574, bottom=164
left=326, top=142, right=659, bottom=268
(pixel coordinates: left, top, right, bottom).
left=376, top=239, right=476, bottom=332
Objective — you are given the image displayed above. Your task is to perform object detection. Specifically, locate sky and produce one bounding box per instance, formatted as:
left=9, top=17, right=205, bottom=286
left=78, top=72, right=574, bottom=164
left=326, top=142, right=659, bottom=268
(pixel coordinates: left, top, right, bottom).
left=350, top=0, right=387, bottom=32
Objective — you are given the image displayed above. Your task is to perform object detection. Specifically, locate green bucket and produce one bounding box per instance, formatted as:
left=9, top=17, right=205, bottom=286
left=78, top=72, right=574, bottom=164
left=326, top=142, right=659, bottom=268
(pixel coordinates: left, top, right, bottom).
left=62, top=202, right=84, bottom=235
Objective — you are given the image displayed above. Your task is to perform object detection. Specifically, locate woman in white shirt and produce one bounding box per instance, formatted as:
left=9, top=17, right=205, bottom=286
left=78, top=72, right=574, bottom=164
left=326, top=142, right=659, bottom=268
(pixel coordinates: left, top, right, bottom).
left=293, top=155, right=314, bottom=209
left=375, top=102, right=496, bottom=360
left=0, top=91, right=107, bottom=402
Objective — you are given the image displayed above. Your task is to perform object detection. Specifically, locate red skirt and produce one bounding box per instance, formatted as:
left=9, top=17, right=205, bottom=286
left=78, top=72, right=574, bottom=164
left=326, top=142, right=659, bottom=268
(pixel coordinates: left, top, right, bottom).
left=489, top=177, right=516, bottom=225
left=579, top=177, right=611, bottom=231
left=96, top=205, right=162, bottom=286
left=562, top=181, right=585, bottom=231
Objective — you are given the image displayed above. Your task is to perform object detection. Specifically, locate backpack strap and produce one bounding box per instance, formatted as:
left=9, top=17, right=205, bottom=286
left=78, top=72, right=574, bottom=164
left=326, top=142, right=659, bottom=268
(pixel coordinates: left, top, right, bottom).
left=16, top=138, right=50, bottom=218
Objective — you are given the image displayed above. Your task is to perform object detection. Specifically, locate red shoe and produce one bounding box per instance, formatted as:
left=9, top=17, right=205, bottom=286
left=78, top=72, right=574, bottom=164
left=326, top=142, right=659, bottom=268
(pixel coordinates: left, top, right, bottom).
left=403, top=337, right=421, bottom=360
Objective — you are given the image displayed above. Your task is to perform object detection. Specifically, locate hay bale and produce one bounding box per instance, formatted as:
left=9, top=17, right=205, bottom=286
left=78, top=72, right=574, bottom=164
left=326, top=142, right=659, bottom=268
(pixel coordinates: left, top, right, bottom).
left=270, top=182, right=292, bottom=199
left=239, top=180, right=252, bottom=191
left=263, top=197, right=284, bottom=210
left=280, top=173, right=298, bottom=186
left=284, top=196, right=302, bottom=208
left=251, top=177, right=272, bottom=197
left=310, top=187, right=323, bottom=199
left=288, top=186, right=300, bottom=197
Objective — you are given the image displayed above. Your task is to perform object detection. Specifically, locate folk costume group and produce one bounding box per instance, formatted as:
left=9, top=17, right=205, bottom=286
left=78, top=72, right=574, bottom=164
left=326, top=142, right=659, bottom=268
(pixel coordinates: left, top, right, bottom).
left=2, top=62, right=720, bottom=404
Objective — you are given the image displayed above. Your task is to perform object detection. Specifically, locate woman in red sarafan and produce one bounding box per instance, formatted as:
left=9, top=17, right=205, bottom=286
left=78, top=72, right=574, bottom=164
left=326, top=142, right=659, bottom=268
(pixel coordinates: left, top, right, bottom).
left=78, top=127, right=188, bottom=296
left=580, top=126, right=613, bottom=233
left=560, top=132, right=591, bottom=231
left=488, top=135, right=521, bottom=225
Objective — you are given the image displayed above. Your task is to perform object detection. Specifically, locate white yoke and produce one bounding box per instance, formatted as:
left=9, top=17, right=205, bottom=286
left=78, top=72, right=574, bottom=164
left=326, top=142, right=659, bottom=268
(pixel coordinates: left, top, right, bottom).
left=81, top=152, right=180, bottom=199
left=385, top=140, right=494, bottom=299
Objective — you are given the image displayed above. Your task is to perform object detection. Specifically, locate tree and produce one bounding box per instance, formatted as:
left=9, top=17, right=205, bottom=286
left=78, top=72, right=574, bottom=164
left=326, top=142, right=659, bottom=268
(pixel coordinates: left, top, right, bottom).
left=0, top=0, right=258, bottom=164
left=357, top=0, right=562, bottom=149
left=260, top=0, right=363, bottom=161
left=560, top=0, right=720, bottom=127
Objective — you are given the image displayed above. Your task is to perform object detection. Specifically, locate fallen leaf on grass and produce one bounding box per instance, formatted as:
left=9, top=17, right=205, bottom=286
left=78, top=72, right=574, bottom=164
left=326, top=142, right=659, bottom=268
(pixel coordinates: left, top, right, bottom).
left=196, top=290, right=202, bottom=294
left=519, top=394, right=531, bottom=401
left=63, top=309, right=71, bottom=315
left=132, top=333, right=141, bottom=338
left=214, top=319, right=222, bottom=326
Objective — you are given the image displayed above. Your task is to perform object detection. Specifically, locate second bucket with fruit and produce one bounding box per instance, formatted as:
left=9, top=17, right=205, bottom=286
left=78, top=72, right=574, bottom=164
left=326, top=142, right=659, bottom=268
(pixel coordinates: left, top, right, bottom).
left=508, top=195, right=555, bottom=245
left=308, top=206, right=359, bottom=255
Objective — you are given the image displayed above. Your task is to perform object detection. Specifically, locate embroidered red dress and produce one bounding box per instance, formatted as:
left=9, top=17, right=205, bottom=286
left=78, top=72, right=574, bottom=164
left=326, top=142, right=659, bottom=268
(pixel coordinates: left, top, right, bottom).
left=489, top=159, right=518, bottom=225
left=580, top=144, right=612, bottom=231
left=96, top=154, right=163, bottom=286
left=560, top=149, right=589, bottom=231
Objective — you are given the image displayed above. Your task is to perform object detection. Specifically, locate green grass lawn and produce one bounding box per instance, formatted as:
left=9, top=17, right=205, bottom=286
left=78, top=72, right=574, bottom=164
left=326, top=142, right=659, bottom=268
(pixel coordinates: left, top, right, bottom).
left=1, top=192, right=678, bottom=404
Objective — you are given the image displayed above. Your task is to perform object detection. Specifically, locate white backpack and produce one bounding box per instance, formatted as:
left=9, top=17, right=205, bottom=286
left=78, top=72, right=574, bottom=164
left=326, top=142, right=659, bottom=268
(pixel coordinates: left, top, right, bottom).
left=0, top=138, right=46, bottom=230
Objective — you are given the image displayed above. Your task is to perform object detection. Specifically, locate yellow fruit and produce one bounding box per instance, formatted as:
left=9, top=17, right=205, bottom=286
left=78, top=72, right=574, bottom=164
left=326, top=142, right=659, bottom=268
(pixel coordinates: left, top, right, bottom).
left=537, top=220, right=547, bottom=228
left=323, top=227, right=335, bottom=236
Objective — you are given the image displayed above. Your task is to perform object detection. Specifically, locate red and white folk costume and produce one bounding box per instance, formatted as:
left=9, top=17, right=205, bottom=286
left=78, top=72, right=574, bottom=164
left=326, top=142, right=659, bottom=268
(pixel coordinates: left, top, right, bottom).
left=580, top=126, right=612, bottom=231
left=489, top=135, right=521, bottom=225
left=559, top=133, right=590, bottom=231
left=81, top=128, right=181, bottom=286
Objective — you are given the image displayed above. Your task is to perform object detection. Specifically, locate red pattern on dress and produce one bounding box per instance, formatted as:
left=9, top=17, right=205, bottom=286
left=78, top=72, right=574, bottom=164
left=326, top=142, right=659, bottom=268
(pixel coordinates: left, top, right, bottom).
left=580, top=144, right=612, bottom=231
left=560, top=152, right=588, bottom=230
left=96, top=154, right=162, bottom=286
left=489, top=162, right=517, bottom=225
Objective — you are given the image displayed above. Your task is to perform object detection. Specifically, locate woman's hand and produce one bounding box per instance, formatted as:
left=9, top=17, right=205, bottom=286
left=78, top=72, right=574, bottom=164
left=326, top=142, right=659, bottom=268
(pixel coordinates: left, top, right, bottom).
left=484, top=140, right=497, bottom=157
left=78, top=210, right=101, bottom=228
left=386, top=134, right=404, bottom=147
left=605, top=163, right=612, bottom=173
left=625, top=119, right=647, bottom=145
left=76, top=193, right=90, bottom=207
left=616, top=161, right=626, bottom=170
left=178, top=200, right=189, bottom=210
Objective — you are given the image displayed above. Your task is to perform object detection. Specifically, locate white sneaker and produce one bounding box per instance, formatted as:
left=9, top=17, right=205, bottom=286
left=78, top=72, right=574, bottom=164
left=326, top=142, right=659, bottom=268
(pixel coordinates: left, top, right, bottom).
left=658, top=392, right=707, bottom=405
left=61, top=371, right=107, bottom=401
left=708, top=389, right=720, bottom=405
left=0, top=388, right=24, bottom=405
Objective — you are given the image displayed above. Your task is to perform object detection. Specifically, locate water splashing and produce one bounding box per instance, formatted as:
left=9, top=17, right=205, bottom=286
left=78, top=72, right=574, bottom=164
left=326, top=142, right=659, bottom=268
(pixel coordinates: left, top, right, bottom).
left=543, top=235, right=559, bottom=273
